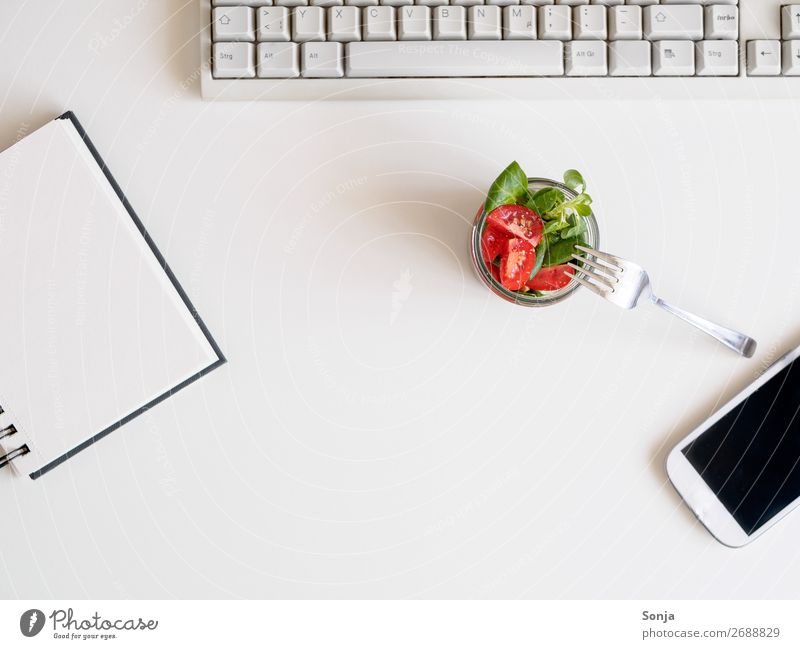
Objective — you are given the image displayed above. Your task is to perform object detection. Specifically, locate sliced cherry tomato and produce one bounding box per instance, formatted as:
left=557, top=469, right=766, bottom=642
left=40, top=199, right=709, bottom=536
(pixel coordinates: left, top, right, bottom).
left=526, top=264, right=575, bottom=292
left=499, top=238, right=536, bottom=291
left=486, top=204, right=543, bottom=247
left=488, top=263, right=501, bottom=283
left=481, top=225, right=511, bottom=265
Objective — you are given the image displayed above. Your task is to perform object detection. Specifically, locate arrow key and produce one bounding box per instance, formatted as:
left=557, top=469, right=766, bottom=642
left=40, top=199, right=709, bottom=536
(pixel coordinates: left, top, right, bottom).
left=643, top=6, right=703, bottom=41
left=746, top=40, right=781, bottom=77
left=782, top=5, right=800, bottom=40
left=212, top=7, right=255, bottom=41
left=783, top=40, right=800, bottom=77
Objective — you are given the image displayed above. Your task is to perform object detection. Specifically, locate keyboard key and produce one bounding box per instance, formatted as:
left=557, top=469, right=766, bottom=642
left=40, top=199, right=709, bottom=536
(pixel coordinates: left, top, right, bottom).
left=277, top=0, right=308, bottom=7
left=783, top=5, right=800, bottom=40
left=214, top=0, right=272, bottom=5
left=398, top=6, right=432, bottom=39
left=652, top=40, right=694, bottom=76
left=213, top=42, right=256, bottom=77
left=643, top=6, right=703, bottom=41
left=329, top=6, right=362, bottom=41
left=566, top=40, right=607, bottom=76
left=469, top=6, right=502, bottom=40
left=257, top=42, right=300, bottom=76
left=434, top=6, right=467, bottom=40
left=573, top=5, right=607, bottom=40
left=608, top=5, right=641, bottom=41
left=695, top=40, right=738, bottom=76
left=345, top=41, right=564, bottom=76
left=539, top=5, right=571, bottom=40
left=746, top=40, right=781, bottom=76
left=783, top=40, right=800, bottom=76
left=608, top=40, right=651, bottom=76
left=212, top=7, right=255, bottom=41
left=503, top=5, right=536, bottom=40
left=363, top=6, right=397, bottom=40
left=704, top=5, right=737, bottom=40
left=293, top=7, right=326, bottom=41
left=257, top=7, right=290, bottom=41
left=301, top=42, right=344, bottom=76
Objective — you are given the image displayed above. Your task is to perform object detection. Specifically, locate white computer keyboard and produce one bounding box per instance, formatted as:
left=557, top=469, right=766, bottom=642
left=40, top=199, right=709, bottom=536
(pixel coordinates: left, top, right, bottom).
left=200, top=0, right=800, bottom=99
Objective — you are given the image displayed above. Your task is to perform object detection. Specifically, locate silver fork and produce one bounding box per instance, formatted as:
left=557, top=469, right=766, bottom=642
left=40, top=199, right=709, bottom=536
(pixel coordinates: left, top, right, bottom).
left=569, top=245, right=757, bottom=358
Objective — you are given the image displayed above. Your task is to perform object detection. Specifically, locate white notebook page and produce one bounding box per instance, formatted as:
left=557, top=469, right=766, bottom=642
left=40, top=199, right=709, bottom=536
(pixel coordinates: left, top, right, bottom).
left=0, top=115, right=222, bottom=477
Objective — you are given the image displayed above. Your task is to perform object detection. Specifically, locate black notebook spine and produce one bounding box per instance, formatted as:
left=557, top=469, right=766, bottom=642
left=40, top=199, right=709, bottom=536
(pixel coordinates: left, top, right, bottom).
left=0, top=409, right=30, bottom=469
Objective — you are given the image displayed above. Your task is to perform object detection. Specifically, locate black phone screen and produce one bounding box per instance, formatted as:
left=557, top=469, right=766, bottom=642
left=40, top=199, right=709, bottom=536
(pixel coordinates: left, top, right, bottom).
left=681, top=358, right=800, bottom=535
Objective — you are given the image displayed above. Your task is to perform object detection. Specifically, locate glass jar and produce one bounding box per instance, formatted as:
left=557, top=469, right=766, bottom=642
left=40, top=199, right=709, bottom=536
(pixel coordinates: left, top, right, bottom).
left=470, top=177, right=600, bottom=307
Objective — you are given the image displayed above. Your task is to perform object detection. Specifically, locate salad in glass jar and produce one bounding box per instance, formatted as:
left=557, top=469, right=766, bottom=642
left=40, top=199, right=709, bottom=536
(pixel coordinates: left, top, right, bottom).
left=470, top=162, right=600, bottom=307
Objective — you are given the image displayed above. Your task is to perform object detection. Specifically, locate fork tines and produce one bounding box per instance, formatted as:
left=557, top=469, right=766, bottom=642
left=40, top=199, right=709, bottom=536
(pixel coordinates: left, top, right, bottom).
left=568, top=245, right=623, bottom=297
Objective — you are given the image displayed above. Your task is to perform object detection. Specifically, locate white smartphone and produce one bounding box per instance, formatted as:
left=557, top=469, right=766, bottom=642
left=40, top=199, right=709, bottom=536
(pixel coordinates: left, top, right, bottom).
left=667, top=343, right=800, bottom=547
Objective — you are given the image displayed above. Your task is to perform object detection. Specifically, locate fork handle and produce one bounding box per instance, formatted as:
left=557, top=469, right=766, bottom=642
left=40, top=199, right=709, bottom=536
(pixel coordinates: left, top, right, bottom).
left=651, top=297, right=757, bottom=358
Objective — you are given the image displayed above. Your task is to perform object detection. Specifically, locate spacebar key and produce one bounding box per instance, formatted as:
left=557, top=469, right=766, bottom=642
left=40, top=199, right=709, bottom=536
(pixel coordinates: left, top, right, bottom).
left=346, top=41, right=564, bottom=77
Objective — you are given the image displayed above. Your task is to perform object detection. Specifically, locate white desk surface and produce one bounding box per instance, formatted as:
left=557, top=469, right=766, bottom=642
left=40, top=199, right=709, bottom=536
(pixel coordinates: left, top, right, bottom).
left=2, top=1, right=800, bottom=600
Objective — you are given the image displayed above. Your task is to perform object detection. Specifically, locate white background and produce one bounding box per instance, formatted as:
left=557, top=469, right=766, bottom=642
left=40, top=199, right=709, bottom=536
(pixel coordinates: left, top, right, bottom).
left=1, top=0, right=800, bottom=599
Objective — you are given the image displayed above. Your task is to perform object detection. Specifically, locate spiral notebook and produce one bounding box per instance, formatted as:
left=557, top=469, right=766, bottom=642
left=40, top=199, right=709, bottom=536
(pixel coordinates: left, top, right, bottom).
left=0, top=112, right=225, bottom=479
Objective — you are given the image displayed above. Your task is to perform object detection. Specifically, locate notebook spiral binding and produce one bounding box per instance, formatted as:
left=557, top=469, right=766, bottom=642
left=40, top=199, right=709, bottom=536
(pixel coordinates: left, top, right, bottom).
left=0, top=405, right=30, bottom=469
